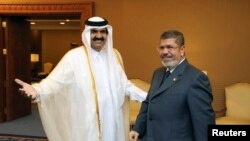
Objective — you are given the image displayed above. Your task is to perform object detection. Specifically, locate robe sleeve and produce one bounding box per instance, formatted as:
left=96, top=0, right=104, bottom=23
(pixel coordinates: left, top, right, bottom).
left=125, top=80, right=148, bottom=102
left=32, top=52, right=74, bottom=97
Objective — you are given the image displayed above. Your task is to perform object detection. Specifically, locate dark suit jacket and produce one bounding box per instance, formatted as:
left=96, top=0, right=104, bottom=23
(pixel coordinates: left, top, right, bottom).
left=133, top=59, right=215, bottom=141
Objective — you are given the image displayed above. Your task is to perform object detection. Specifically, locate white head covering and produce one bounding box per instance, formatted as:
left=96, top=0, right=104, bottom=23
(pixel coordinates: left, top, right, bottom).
left=81, top=16, right=112, bottom=51
left=81, top=15, right=126, bottom=123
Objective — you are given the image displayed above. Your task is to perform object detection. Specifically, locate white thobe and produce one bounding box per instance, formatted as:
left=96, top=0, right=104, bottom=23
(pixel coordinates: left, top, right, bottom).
left=33, top=46, right=147, bottom=141
left=92, top=49, right=116, bottom=141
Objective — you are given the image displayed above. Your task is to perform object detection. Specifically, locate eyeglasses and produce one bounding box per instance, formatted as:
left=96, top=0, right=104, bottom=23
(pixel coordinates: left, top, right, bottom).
left=158, top=45, right=180, bottom=51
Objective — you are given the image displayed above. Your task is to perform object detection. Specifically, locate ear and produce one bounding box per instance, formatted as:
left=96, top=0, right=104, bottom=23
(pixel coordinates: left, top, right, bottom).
left=180, top=45, right=185, bottom=56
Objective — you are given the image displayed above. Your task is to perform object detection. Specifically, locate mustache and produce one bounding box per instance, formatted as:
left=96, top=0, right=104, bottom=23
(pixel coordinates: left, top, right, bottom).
left=93, top=37, right=104, bottom=41
left=161, top=53, right=173, bottom=59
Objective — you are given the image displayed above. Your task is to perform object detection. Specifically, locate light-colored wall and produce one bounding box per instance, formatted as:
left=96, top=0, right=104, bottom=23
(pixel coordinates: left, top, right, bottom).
left=3, top=0, right=250, bottom=116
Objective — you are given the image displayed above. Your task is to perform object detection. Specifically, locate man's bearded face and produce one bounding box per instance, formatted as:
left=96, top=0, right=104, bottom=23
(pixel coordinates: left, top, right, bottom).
left=158, top=38, right=185, bottom=69
left=90, top=28, right=108, bottom=52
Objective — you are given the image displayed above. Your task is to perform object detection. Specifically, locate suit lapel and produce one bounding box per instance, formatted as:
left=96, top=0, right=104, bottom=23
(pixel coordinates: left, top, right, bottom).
left=155, top=67, right=166, bottom=88
left=152, top=59, right=189, bottom=98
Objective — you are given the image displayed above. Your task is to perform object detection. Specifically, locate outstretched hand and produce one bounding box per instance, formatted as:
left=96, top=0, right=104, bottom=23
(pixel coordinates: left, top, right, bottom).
left=15, top=78, right=37, bottom=99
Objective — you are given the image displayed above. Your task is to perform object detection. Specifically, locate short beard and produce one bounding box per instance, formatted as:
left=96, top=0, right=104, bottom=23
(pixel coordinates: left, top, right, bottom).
left=161, top=60, right=179, bottom=70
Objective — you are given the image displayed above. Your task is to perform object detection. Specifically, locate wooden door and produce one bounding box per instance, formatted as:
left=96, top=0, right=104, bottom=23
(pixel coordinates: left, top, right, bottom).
left=0, top=17, right=6, bottom=122
left=4, top=17, right=31, bottom=121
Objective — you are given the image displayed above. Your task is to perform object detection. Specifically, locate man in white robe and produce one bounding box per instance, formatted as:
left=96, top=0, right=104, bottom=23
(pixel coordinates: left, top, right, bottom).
left=15, top=16, right=146, bottom=141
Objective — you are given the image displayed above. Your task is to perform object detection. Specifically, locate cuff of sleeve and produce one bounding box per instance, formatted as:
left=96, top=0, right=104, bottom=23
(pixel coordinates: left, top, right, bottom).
left=32, top=85, right=41, bottom=102
left=32, top=94, right=40, bottom=102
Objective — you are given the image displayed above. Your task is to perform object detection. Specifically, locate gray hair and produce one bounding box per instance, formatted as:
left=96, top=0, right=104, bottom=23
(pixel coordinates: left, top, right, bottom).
left=160, top=30, right=185, bottom=46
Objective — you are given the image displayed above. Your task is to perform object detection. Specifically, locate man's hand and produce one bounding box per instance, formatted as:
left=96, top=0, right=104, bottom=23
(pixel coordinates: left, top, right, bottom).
left=129, top=130, right=139, bottom=141
left=15, top=78, right=37, bottom=99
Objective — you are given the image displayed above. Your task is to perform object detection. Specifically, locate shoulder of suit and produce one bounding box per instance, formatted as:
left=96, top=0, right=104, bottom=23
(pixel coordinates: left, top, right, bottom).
left=152, top=67, right=165, bottom=75
left=185, top=63, right=206, bottom=77
left=156, top=66, right=165, bottom=71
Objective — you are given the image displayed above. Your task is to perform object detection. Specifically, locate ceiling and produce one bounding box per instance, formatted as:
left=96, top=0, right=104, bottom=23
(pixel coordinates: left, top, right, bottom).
left=27, top=19, right=81, bottom=30
left=24, top=14, right=81, bottom=30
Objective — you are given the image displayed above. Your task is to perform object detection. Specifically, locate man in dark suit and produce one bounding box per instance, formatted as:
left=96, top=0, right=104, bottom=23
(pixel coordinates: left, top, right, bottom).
left=130, top=30, right=215, bottom=141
